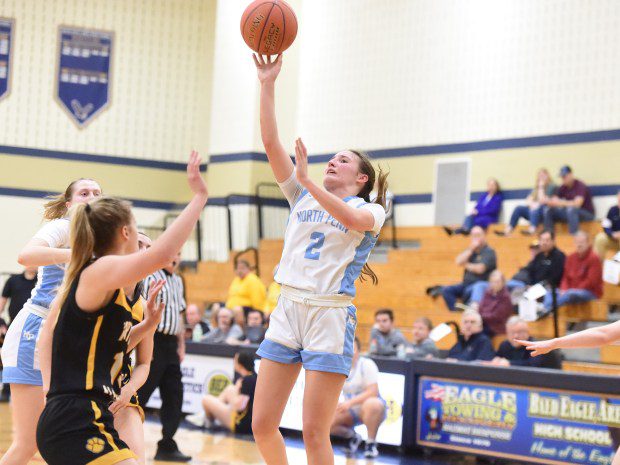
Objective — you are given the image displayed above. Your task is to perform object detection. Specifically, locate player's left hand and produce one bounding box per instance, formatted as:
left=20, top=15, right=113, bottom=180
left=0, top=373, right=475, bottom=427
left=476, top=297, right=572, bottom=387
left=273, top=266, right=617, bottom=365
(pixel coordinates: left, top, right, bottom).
left=294, top=137, right=310, bottom=186
left=109, top=384, right=135, bottom=415
left=144, top=280, right=165, bottom=328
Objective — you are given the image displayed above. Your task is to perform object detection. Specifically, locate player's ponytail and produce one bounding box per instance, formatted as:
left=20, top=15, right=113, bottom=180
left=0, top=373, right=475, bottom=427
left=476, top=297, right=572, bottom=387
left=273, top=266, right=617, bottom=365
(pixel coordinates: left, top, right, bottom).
left=350, top=150, right=390, bottom=286
left=56, top=197, right=133, bottom=307
left=43, top=178, right=98, bottom=221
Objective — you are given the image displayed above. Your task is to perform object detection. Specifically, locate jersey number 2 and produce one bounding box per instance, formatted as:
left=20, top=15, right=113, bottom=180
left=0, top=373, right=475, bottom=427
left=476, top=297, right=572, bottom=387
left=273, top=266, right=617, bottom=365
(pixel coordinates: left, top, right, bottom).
left=304, top=232, right=325, bottom=260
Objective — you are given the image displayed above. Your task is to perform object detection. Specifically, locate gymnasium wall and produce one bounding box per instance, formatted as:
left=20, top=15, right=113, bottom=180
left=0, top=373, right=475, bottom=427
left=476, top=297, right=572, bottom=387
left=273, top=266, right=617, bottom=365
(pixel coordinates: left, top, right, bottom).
left=1, top=0, right=619, bottom=269
left=207, top=0, right=620, bottom=248
left=0, top=0, right=216, bottom=272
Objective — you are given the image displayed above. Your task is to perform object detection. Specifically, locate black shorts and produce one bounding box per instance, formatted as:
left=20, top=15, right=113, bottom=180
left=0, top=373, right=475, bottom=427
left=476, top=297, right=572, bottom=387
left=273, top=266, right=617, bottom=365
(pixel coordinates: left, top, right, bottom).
left=37, top=395, right=136, bottom=465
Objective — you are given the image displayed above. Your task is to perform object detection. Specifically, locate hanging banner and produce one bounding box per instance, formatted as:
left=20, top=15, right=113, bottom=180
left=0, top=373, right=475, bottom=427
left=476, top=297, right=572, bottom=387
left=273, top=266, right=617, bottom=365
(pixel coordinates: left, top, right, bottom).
left=417, top=376, right=620, bottom=465
left=0, top=18, right=14, bottom=101
left=56, top=26, right=112, bottom=127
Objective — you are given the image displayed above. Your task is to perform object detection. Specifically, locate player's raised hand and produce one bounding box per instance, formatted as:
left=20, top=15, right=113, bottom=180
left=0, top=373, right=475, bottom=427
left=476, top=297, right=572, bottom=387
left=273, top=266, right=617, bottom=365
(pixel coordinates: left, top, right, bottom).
left=253, top=53, right=283, bottom=84
left=294, top=137, right=310, bottom=186
left=144, top=279, right=165, bottom=328
left=187, top=150, right=208, bottom=198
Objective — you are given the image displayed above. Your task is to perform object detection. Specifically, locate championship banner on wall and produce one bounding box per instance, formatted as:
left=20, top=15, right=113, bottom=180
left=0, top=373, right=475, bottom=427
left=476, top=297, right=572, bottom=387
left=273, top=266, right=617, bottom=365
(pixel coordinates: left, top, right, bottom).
left=417, top=376, right=620, bottom=465
left=56, top=26, right=112, bottom=127
left=0, top=18, right=14, bottom=101
left=146, top=354, right=234, bottom=414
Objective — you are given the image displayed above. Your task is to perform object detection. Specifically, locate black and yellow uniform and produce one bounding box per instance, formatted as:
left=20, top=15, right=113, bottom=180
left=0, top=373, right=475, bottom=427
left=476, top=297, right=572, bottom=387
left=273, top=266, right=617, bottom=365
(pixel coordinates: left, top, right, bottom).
left=232, top=373, right=257, bottom=435
left=115, top=285, right=145, bottom=421
left=37, top=273, right=137, bottom=465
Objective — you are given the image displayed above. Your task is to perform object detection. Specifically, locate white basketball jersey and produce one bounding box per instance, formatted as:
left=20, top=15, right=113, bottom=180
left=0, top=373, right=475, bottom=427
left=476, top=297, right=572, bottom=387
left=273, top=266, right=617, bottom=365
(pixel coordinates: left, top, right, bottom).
left=274, top=172, right=386, bottom=297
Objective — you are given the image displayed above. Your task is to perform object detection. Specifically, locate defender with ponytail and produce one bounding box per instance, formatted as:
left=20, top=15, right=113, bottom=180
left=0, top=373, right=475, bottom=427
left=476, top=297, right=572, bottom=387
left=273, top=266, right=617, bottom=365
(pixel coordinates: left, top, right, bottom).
left=36, top=151, right=208, bottom=465
left=251, top=53, right=389, bottom=465
left=1, top=178, right=101, bottom=465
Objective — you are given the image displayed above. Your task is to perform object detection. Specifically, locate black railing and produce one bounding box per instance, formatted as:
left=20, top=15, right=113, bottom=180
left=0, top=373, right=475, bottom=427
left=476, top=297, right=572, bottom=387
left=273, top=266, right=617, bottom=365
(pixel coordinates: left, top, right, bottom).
left=255, top=182, right=285, bottom=241
left=138, top=214, right=202, bottom=262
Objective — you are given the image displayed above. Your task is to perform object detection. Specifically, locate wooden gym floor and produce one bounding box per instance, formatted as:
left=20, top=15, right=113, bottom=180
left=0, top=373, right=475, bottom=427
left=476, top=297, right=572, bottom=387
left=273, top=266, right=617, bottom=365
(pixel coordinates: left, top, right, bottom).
left=0, top=402, right=505, bottom=465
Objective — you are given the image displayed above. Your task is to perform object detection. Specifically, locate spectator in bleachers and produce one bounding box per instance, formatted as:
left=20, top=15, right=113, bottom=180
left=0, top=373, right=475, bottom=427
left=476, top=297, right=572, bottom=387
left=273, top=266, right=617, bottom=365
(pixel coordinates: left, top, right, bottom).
left=489, top=316, right=561, bottom=369
left=508, top=230, right=566, bottom=292
left=186, top=351, right=257, bottom=435
left=263, top=269, right=281, bottom=316
left=543, top=165, right=595, bottom=235
left=228, top=309, right=266, bottom=345
left=498, top=168, right=556, bottom=236
left=225, top=259, right=267, bottom=312
left=444, top=178, right=503, bottom=236
left=543, top=231, right=603, bottom=312
left=331, top=338, right=385, bottom=459
left=446, top=310, right=495, bottom=362
left=185, top=303, right=210, bottom=341
left=477, top=270, right=513, bottom=337
left=594, top=190, right=620, bottom=259
left=202, top=307, right=244, bottom=344
left=369, top=309, right=409, bottom=357
left=408, top=317, right=438, bottom=358
left=427, top=226, right=497, bottom=311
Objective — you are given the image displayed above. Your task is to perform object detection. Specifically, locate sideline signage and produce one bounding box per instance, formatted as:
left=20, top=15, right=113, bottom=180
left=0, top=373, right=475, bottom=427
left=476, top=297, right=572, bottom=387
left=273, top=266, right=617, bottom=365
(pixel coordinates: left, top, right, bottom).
left=417, top=376, right=619, bottom=465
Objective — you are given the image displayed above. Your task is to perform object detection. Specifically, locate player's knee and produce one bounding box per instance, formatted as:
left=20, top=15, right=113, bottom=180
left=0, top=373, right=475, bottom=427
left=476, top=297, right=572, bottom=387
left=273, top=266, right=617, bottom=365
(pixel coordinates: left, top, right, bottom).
left=252, top=414, right=277, bottom=440
left=363, top=397, right=385, bottom=414
left=302, top=420, right=329, bottom=448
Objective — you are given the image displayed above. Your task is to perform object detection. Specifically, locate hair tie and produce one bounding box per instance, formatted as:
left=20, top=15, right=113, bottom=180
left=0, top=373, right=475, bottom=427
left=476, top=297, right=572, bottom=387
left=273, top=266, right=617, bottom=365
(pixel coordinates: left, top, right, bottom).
left=84, top=203, right=92, bottom=213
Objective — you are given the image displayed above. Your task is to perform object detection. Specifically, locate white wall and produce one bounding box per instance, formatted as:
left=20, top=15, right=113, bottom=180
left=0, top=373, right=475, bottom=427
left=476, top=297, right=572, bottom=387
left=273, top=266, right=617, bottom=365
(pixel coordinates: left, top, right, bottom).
left=296, top=0, right=620, bottom=153
left=0, top=0, right=215, bottom=161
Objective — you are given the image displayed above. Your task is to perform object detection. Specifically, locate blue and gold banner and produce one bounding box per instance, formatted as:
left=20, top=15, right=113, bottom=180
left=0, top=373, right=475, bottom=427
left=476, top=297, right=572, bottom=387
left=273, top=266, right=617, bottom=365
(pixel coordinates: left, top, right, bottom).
left=56, top=26, right=112, bottom=127
left=0, top=18, right=14, bottom=101
left=417, top=377, right=620, bottom=465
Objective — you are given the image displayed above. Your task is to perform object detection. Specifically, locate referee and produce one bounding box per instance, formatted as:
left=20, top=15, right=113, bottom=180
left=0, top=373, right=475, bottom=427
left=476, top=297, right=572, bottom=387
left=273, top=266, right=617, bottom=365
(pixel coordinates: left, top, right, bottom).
left=138, top=251, right=191, bottom=462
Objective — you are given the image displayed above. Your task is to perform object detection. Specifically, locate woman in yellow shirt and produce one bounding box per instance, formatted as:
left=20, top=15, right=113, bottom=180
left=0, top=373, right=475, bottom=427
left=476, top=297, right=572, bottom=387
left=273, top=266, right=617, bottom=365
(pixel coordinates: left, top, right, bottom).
left=226, top=260, right=266, bottom=311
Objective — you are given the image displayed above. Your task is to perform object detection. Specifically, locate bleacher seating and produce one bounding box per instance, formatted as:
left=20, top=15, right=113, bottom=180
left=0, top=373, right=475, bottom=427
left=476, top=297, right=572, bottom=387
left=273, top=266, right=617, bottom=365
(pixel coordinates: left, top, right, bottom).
left=182, top=221, right=619, bottom=374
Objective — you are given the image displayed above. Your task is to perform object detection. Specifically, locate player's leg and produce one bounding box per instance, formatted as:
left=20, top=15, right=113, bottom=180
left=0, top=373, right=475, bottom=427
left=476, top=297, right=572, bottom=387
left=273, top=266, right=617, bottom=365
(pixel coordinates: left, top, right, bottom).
left=252, top=359, right=301, bottom=465
left=201, top=395, right=234, bottom=429
left=302, top=370, right=346, bottom=465
left=0, top=384, right=44, bottom=465
left=115, top=407, right=145, bottom=465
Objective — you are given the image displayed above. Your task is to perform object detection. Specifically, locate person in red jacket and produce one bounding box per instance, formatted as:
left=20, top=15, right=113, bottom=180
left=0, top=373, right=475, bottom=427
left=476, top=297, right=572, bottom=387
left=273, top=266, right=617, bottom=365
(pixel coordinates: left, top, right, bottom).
left=543, top=231, right=602, bottom=311
left=478, top=270, right=514, bottom=336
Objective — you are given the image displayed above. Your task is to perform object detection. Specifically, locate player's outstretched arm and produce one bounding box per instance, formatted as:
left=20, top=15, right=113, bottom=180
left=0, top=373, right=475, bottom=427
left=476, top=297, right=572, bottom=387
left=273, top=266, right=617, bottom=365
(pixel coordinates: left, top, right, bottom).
left=254, top=54, right=295, bottom=183
left=294, top=138, right=376, bottom=233
left=82, top=151, right=208, bottom=296
left=515, top=319, right=620, bottom=356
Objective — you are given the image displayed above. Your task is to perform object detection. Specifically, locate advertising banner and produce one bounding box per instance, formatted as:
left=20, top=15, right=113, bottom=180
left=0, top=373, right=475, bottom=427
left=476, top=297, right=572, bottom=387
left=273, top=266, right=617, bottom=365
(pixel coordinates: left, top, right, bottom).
left=417, top=376, right=620, bottom=465
left=146, top=354, right=234, bottom=414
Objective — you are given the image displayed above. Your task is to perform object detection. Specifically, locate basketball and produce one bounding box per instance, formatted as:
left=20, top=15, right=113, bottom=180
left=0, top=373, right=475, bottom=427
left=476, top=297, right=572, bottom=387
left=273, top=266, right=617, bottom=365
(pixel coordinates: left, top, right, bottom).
left=240, top=0, right=298, bottom=55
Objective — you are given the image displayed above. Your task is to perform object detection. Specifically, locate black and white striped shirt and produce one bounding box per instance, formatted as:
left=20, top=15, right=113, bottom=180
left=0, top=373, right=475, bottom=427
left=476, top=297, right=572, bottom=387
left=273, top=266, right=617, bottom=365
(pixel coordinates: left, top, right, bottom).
left=144, top=269, right=186, bottom=336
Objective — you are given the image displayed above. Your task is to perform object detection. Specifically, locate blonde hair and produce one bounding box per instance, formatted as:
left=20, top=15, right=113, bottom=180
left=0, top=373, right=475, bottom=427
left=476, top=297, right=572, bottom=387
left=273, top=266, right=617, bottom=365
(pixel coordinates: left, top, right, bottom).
left=56, top=197, right=133, bottom=308
left=348, top=150, right=389, bottom=285
left=42, top=178, right=98, bottom=221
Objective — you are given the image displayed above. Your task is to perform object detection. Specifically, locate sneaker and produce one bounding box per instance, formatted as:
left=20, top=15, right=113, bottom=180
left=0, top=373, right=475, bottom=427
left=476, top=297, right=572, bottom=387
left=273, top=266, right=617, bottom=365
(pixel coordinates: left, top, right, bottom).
left=343, top=432, right=363, bottom=455
left=154, top=449, right=192, bottom=462
left=185, top=411, right=207, bottom=428
left=364, top=442, right=379, bottom=459
left=442, top=226, right=454, bottom=237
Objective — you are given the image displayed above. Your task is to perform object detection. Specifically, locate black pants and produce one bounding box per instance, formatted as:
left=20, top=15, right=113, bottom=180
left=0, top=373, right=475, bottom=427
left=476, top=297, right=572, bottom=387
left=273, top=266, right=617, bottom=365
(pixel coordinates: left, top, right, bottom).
left=137, top=332, right=183, bottom=450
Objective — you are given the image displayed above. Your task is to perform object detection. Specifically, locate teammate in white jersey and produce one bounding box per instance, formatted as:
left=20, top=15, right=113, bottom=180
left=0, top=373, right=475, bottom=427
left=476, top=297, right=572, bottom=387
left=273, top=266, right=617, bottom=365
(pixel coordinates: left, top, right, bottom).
left=251, top=54, right=389, bottom=465
left=0, top=179, right=102, bottom=465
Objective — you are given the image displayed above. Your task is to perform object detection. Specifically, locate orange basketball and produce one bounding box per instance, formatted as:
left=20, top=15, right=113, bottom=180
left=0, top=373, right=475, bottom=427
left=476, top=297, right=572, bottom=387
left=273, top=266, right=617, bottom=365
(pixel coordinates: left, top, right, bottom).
left=240, top=0, right=298, bottom=55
